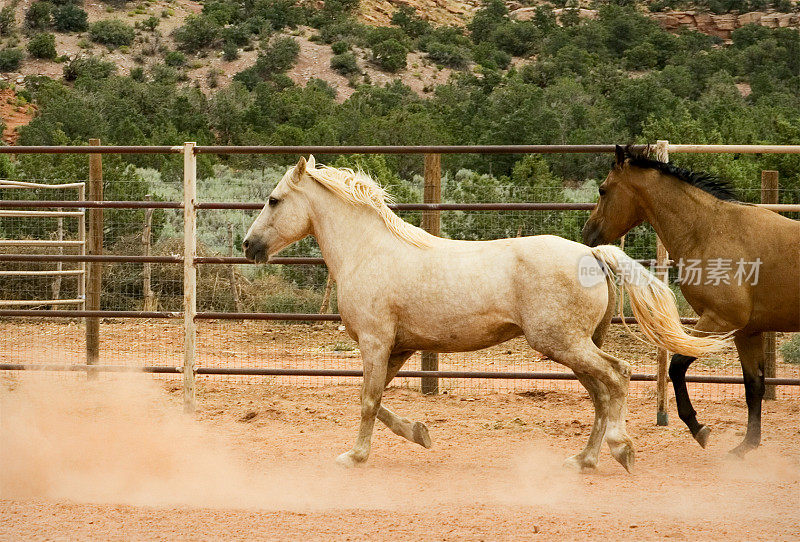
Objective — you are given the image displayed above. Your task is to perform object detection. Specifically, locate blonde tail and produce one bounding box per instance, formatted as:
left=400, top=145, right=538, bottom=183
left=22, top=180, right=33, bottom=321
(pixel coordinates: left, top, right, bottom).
left=590, top=245, right=724, bottom=358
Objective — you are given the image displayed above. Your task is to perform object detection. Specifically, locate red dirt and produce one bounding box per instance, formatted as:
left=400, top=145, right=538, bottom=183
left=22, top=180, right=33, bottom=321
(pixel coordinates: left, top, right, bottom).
left=0, top=89, right=36, bottom=145
left=1, top=376, right=799, bottom=540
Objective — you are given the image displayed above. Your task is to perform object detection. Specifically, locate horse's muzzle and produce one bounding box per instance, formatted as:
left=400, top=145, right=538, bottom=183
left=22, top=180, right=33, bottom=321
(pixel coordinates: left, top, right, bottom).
left=581, top=221, right=603, bottom=247
left=243, top=238, right=268, bottom=263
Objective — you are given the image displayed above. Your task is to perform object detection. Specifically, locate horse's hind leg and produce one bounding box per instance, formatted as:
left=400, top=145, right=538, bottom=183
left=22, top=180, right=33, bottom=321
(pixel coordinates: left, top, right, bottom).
left=729, top=332, right=765, bottom=458
left=669, top=312, right=730, bottom=448
left=377, top=351, right=432, bottom=449
left=563, top=373, right=609, bottom=471
left=669, top=354, right=710, bottom=447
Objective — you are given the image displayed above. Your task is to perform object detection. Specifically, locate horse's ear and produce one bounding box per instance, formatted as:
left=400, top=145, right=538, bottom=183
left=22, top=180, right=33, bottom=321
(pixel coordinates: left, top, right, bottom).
left=294, top=156, right=307, bottom=179
left=614, top=145, right=626, bottom=166
left=307, top=155, right=316, bottom=169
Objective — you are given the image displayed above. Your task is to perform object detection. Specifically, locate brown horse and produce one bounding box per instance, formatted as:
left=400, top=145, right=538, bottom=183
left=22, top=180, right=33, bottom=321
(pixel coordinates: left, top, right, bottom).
left=583, top=146, right=800, bottom=456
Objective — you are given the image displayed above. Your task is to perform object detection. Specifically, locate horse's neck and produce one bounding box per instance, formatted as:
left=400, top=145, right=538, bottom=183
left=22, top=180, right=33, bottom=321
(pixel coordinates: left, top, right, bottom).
left=633, top=172, right=721, bottom=260
left=308, top=189, right=404, bottom=280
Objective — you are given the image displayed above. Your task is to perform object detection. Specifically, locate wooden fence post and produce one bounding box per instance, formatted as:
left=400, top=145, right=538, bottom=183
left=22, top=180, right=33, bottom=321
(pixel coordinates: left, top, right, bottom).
left=761, top=170, right=779, bottom=400
left=78, top=183, right=86, bottom=310
left=420, top=154, right=441, bottom=395
left=86, top=139, right=103, bottom=377
left=655, top=140, right=670, bottom=426
left=142, top=194, right=156, bottom=311
left=183, top=142, right=198, bottom=413
left=227, top=223, right=242, bottom=313
left=51, top=213, right=63, bottom=308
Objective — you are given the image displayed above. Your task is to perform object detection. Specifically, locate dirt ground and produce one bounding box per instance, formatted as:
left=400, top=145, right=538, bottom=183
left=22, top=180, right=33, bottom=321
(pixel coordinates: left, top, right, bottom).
left=1, top=375, right=799, bottom=541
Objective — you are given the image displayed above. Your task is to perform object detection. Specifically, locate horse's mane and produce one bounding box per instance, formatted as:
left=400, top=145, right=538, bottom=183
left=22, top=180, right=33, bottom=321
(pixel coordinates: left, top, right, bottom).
left=296, top=156, right=434, bottom=248
left=621, top=146, right=739, bottom=202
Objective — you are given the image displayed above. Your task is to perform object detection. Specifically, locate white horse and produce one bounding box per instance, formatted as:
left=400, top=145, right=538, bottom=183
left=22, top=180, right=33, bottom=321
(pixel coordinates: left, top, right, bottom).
left=243, top=156, right=722, bottom=472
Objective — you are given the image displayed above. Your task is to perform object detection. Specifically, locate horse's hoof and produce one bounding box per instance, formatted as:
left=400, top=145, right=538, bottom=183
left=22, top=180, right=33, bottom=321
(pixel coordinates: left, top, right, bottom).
left=728, top=441, right=756, bottom=459
left=694, top=425, right=711, bottom=449
left=610, top=443, right=635, bottom=474
left=335, top=451, right=361, bottom=468
left=562, top=454, right=597, bottom=472
left=412, top=422, right=432, bottom=449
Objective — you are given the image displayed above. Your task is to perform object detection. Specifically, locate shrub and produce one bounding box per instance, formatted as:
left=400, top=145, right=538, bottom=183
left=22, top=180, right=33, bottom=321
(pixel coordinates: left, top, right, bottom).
left=390, top=5, right=431, bottom=38
left=472, top=41, right=510, bottom=70
left=164, top=50, right=186, bottom=66
left=89, top=19, right=135, bottom=47
left=330, top=51, right=358, bottom=75
left=331, top=40, right=349, bottom=54
left=781, top=335, right=800, bottom=365
left=222, top=42, right=239, bottom=61
left=27, top=32, right=57, bottom=59
left=371, top=38, right=407, bottom=72
left=0, top=48, right=24, bottom=71
left=173, top=14, right=219, bottom=53
left=25, top=1, right=53, bottom=30
left=62, top=55, right=116, bottom=81
left=0, top=6, right=16, bottom=36
left=139, top=16, right=159, bottom=31
left=53, top=3, right=87, bottom=32
left=426, top=42, right=469, bottom=69
left=256, top=35, right=300, bottom=73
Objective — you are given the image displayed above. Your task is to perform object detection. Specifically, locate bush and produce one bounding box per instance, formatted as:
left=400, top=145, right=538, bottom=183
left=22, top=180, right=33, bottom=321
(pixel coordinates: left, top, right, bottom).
left=0, top=6, right=16, bottom=36
left=173, top=14, right=219, bottom=53
left=222, top=42, right=239, bottom=61
left=331, top=40, right=349, bottom=55
left=139, top=16, right=159, bottom=31
left=472, top=41, right=510, bottom=70
left=164, top=50, right=186, bottom=66
left=330, top=51, right=358, bottom=75
left=391, top=5, right=431, bottom=38
left=25, top=2, right=53, bottom=30
left=0, top=48, right=24, bottom=71
left=89, top=19, right=135, bottom=47
left=426, top=42, right=470, bottom=69
left=27, top=32, right=57, bottom=59
left=63, top=55, right=116, bottom=81
left=371, top=38, right=407, bottom=72
left=256, top=35, right=300, bottom=73
left=781, top=335, right=800, bottom=365
left=53, top=3, right=87, bottom=32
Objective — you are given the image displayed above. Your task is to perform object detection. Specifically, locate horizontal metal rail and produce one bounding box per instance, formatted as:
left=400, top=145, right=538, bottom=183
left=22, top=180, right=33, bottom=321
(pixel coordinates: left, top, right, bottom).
left=0, top=309, right=179, bottom=318
left=0, top=239, right=84, bottom=247
left=0, top=143, right=798, bottom=156
left=0, top=180, right=85, bottom=189
left=0, top=298, right=83, bottom=306
left=0, top=363, right=797, bottom=385
left=0, top=309, right=698, bottom=325
left=0, top=269, right=84, bottom=276
left=2, top=200, right=798, bottom=212
left=0, top=146, right=183, bottom=154
left=0, top=210, right=83, bottom=217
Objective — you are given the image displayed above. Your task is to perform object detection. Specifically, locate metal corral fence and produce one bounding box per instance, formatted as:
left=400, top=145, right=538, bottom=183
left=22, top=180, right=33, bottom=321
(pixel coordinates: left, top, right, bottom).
left=1, top=142, right=799, bottom=418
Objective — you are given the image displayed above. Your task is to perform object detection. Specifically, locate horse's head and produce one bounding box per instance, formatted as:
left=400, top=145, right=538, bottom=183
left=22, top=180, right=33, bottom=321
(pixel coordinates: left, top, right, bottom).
left=582, top=145, right=646, bottom=247
left=243, top=156, right=315, bottom=262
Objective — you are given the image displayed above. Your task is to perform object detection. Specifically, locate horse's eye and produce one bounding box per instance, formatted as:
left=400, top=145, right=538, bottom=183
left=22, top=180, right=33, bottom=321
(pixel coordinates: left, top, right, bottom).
left=598, top=187, right=607, bottom=197
left=268, top=197, right=279, bottom=207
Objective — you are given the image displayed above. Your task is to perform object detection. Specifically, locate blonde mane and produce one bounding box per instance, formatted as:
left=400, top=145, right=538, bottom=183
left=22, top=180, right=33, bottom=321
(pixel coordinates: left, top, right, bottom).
left=293, top=156, right=434, bottom=248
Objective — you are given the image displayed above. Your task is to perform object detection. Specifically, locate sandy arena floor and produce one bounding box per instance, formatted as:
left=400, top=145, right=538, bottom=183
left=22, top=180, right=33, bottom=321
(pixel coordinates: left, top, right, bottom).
left=1, top=376, right=798, bottom=541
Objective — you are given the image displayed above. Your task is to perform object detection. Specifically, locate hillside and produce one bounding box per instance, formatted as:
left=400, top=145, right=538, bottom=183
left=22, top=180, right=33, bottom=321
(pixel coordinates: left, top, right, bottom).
left=1, top=0, right=799, bottom=106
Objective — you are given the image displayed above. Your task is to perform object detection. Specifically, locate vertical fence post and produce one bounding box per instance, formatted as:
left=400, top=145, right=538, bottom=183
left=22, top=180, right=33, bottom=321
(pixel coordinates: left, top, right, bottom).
left=183, top=142, right=198, bottom=413
left=86, top=139, right=103, bottom=377
left=655, top=140, right=670, bottom=426
left=761, top=170, right=779, bottom=400
left=227, top=223, right=242, bottom=313
left=142, top=194, right=155, bottom=311
left=51, top=213, right=63, bottom=308
left=78, top=183, right=86, bottom=310
left=420, top=154, right=441, bottom=395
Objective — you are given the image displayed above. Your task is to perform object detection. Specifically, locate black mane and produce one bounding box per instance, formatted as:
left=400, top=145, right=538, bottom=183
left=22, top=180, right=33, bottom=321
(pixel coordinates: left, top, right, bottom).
left=621, top=147, right=739, bottom=202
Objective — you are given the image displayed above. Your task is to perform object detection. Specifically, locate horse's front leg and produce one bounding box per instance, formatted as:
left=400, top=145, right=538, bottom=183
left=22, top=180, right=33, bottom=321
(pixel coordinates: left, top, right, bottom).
left=335, top=337, right=390, bottom=467
left=377, top=351, right=432, bottom=449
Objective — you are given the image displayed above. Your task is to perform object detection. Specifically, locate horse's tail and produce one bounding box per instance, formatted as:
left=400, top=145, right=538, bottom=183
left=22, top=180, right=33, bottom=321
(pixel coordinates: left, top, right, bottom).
left=590, top=245, right=724, bottom=358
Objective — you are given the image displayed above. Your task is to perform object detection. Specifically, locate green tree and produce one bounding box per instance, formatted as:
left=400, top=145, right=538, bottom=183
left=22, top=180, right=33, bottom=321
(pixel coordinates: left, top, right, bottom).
left=27, top=32, right=57, bottom=59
